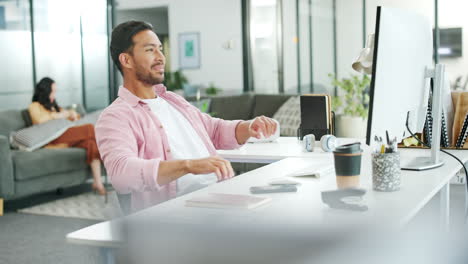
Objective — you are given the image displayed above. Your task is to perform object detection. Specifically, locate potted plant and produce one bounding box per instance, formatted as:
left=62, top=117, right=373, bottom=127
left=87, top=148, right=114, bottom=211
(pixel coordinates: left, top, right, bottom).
left=204, top=82, right=222, bottom=96
left=329, top=73, right=371, bottom=138
left=163, top=70, right=189, bottom=93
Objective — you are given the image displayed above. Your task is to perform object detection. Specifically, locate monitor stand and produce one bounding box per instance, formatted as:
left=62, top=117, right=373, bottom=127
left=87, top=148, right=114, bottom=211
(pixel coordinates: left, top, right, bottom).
left=401, top=64, right=445, bottom=171
left=401, top=157, right=444, bottom=171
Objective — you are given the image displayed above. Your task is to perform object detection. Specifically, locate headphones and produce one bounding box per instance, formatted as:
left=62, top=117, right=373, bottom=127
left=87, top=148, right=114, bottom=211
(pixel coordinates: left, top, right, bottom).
left=303, top=134, right=338, bottom=152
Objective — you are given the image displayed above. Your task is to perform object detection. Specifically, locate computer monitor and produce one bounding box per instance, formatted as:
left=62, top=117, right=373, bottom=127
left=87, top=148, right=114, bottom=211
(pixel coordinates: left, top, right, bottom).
left=366, top=7, right=445, bottom=170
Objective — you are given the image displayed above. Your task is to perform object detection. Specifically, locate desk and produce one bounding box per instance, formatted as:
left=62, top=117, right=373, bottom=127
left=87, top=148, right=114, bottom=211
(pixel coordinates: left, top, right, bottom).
left=217, top=137, right=358, bottom=163
left=67, top=140, right=468, bottom=263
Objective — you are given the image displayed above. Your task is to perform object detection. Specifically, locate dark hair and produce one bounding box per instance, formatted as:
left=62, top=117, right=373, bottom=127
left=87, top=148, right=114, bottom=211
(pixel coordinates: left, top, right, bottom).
left=110, top=20, right=154, bottom=75
left=32, top=77, right=60, bottom=112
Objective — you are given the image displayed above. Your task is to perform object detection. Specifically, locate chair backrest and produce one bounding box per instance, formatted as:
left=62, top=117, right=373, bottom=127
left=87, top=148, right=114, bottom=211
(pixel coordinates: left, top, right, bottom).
left=116, top=193, right=132, bottom=216
left=462, top=75, right=468, bottom=91
left=0, top=110, right=27, bottom=138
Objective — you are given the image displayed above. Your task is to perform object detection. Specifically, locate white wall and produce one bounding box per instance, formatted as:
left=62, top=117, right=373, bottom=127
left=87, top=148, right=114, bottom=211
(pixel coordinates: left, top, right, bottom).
left=116, top=0, right=244, bottom=94
left=168, top=0, right=243, bottom=93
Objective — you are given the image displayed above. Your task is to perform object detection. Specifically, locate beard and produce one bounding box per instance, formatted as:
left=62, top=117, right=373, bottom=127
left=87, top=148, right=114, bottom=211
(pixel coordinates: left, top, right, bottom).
left=135, top=63, right=164, bottom=85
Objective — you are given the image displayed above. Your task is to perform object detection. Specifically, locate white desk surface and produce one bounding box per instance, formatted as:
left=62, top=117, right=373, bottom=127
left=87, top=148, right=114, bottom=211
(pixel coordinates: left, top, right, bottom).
left=217, top=137, right=341, bottom=163
left=67, top=146, right=468, bottom=248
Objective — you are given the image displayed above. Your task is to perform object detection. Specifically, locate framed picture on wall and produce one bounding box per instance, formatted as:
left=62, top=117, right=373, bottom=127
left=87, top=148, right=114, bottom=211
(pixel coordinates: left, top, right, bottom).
left=178, top=32, right=201, bottom=69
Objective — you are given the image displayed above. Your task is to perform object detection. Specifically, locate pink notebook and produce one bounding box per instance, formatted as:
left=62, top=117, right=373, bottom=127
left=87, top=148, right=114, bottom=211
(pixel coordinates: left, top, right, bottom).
left=185, top=193, right=271, bottom=209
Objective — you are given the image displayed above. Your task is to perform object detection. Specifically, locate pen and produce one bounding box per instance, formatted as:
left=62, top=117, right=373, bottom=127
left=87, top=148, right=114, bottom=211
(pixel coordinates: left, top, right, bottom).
left=391, top=136, right=398, bottom=153
left=374, top=135, right=382, bottom=153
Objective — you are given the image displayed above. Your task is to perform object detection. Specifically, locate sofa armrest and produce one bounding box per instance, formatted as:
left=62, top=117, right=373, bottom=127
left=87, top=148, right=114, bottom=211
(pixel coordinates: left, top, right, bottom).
left=0, top=135, right=14, bottom=198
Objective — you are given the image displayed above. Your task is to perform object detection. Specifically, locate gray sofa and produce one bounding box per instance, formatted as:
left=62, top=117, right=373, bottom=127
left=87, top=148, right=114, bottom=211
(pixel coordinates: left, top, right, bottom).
left=0, top=110, right=91, bottom=201
left=189, top=93, right=293, bottom=122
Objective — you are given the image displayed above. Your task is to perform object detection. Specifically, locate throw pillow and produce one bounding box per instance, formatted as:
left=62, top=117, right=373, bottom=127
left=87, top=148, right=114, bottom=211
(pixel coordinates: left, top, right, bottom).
left=10, top=119, right=73, bottom=152
left=272, top=96, right=301, bottom=137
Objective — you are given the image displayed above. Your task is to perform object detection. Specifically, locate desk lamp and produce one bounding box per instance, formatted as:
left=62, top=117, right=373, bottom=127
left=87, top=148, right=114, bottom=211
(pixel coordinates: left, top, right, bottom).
left=352, top=34, right=374, bottom=75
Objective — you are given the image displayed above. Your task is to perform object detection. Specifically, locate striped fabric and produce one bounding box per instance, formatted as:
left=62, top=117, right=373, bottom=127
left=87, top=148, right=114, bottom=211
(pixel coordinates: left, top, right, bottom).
left=10, top=119, right=73, bottom=152
left=272, top=96, right=301, bottom=137
left=10, top=110, right=103, bottom=152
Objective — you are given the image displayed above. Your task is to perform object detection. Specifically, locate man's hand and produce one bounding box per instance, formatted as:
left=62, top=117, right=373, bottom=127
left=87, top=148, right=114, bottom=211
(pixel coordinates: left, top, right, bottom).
left=68, top=110, right=79, bottom=121
left=187, top=156, right=235, bottom=181
left=248, top=115, right=278, bottom=139
left=157, top=156, right=234, bottom=185
left=235, top=116, right=278, bottom=144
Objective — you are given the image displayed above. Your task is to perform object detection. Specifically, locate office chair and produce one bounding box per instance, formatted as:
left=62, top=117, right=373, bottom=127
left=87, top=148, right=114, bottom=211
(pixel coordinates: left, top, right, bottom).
left=462, top=75, right=468, bottom=91
left=453, top=76, right=463, bottom=90
left=116, top=193, right=132, bottom=216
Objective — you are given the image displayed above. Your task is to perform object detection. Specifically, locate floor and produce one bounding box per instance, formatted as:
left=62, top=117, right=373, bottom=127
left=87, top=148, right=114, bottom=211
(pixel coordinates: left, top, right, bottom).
left=0, top=184, right=466, bottom=264
left=0, top=185, right=101, bottom=264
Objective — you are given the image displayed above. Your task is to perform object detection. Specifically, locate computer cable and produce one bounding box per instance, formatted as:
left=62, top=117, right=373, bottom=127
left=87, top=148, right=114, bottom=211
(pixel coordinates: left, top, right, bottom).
left=405, top=112, right=468, bottom=221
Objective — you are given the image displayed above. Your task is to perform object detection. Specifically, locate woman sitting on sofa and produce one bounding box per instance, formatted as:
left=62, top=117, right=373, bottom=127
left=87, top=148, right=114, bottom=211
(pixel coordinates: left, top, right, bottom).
left=28, top=77, right=106, bottom=195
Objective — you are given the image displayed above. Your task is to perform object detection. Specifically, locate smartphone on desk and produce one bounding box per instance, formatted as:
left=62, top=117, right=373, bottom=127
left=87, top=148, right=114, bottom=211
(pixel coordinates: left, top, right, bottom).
left=250, top=185, right=297, bottom=194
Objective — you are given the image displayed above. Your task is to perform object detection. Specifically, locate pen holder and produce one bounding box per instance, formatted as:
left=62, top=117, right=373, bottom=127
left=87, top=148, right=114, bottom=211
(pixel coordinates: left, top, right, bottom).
left=372, top=152, right=401, bottom=192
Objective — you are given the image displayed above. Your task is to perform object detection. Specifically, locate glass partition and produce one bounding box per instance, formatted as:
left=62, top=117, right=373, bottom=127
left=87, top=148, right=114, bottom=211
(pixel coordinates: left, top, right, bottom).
left=0, top=0, right=34, bottom=110
left=246, top=0, right=440, bottom=97
left=297, top=0, right=312, bottom=94
left=249, top=0, right=281, bottom=94
left=33, top=0, right=83, bottom=108
left=81, top=0, right=110, bottom=111
left=310, top=0, right=335, bottom=94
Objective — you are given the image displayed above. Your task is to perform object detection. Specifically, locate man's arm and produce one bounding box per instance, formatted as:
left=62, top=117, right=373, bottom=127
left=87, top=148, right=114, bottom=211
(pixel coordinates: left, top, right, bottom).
left=157, top=156, right=234, bottom=185
left=235, top=116, right=278, bottom=144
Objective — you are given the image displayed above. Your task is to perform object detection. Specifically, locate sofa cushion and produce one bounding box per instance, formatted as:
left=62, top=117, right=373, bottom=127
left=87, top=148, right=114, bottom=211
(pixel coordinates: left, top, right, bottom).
left=209, top=94, right=254, bottom=120
left=273, top=96, right=301, bottom=137
left=253, top=94, right=292, bottom=118
left=12, top=148, right=88, bottom=181
left=14, top=169, right=89, bottom=199
left=10, top=119, right=73, bottom=151
left=0, top=110, right=26, bottom=138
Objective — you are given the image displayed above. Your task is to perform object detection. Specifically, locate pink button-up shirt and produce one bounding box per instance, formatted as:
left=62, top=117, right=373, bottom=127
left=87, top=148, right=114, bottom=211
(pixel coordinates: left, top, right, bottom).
left=95, top=85, right=242, bottom=212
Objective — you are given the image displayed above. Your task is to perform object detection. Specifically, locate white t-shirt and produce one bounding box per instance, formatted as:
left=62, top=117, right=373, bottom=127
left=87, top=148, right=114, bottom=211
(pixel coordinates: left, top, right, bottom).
left=142, top=97, right=217, bottom=196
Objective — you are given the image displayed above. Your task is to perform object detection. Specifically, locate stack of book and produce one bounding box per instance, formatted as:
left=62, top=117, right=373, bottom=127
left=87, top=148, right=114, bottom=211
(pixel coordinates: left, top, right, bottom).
left=185, top=193, right=272, bottom=209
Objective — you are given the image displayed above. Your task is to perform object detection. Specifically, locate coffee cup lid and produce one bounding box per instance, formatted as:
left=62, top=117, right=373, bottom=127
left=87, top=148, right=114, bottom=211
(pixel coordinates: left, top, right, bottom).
left=333, top=142, right=362, bottom=154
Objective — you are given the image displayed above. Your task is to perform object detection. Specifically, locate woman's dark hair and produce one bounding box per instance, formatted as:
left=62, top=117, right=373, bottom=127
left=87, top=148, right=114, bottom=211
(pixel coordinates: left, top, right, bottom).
left=110, top=20, right=154, bottom=74
left=32, top=77, right=60, bottom=112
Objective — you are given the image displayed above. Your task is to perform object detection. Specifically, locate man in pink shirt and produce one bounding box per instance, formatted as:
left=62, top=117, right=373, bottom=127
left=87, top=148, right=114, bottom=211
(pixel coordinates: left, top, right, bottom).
left=95, top=21, right=277, bottom=212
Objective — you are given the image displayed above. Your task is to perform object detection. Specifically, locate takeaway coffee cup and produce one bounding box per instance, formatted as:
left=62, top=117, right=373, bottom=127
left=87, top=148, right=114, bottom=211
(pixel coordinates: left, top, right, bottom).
left=332, top=142, right=363, bottom=189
